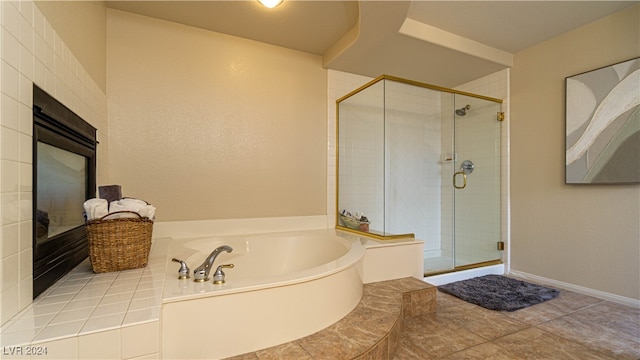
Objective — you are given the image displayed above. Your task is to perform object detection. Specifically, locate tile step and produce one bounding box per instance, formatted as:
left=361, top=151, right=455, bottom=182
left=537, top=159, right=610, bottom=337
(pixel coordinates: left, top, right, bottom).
left=226, top=277, right=436, bottom=360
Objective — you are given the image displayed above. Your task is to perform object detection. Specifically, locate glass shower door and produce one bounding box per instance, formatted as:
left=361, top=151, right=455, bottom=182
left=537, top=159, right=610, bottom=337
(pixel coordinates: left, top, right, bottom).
left=452, top=95, right=502, bottom=267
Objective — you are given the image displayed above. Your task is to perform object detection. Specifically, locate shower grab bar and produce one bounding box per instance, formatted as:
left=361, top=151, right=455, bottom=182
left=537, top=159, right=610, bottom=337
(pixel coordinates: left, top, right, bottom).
left=453, top=171, right=467, bottom=189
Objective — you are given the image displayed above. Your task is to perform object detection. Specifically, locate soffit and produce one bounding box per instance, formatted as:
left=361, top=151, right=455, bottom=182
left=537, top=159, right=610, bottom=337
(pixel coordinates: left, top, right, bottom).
left=105, top=1, right=639, bottom=87
left=406, top=1, right=636, bottom=54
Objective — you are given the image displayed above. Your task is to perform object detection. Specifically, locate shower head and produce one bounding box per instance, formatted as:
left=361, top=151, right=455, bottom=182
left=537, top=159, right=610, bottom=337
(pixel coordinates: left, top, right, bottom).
left=456, top=104, right=471, bottom=116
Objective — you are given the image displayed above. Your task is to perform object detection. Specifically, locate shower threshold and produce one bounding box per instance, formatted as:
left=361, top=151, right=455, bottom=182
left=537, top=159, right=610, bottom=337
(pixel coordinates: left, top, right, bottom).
left=423, top=259, right=503, bottom=277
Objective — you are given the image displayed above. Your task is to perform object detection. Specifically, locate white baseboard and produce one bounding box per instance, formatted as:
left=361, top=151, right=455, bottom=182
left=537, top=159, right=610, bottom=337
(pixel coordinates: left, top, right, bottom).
left=509, top=270, right=640, bottom=308
left=423, top=264, right=505, bottom=286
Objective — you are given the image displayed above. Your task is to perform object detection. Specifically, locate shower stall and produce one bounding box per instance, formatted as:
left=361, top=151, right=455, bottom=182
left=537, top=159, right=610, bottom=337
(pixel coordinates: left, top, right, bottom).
left=337, top=75, right=503, bottom=275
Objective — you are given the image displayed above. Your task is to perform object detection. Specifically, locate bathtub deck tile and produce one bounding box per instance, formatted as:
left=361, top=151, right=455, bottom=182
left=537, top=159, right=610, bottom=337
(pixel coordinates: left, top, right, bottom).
left=336, top=305, right=398, bottom=339
left=297, top=326, right=366, bottom=360
left=406, top=288, right=437, bottom=317
left=387, top=317, right=402, bottom=357
left=255, top=342, right=313, bottom=360
left=225, top=353, right=259, bottom=360
left=323, top=311, right=393, bottom=356
left=362, top=282, right=404, bottom=302
left=363, top=337, right=389, bottom=360
left=368, top=277, right=432, bottom=295
left=0, top=238, right=171, bottom=348
left=360, top=285, right=403, bottom=317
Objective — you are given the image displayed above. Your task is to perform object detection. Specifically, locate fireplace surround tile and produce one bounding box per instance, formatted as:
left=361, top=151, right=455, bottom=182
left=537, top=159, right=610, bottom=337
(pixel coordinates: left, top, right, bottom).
left=81, top=313, right=125, bottom=334
left=0, top=237, right=169, bottom=349
left=1, top=0, right=108, bottom=325
left=33, top=319, right=85, bottom=342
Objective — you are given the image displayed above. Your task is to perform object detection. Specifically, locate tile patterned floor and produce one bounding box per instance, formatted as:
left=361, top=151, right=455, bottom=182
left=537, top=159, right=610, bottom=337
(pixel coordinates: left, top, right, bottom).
left=393, top=289, right=640, bottom=359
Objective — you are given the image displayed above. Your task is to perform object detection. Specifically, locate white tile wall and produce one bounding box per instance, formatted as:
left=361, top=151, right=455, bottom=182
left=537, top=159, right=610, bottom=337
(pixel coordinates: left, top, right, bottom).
left=333, top=77, right=445, bottom=240
left=384, top=80, right=443, bottom=245
left=337, top=81, right=385, bottom=231
left=0, top=0, right=108, bottom=327
left=327, top=70, right=375, bottom=228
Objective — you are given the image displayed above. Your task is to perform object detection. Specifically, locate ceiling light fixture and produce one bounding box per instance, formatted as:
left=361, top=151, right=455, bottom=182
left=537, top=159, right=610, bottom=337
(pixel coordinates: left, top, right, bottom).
left=258, top=0, right=283, bottom=9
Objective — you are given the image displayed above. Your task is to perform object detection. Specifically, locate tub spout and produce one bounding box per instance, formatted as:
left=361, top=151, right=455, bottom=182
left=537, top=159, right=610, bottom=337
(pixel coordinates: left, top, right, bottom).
left=193, top=245, right=233, bottom=282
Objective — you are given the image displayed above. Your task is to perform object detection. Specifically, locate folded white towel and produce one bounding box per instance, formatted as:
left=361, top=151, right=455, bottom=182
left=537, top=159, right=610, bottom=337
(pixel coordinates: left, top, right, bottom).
left=83, top=198, right=108, bottom=220
left=138, top=205, right=156, bottom=220
left=118, top=198, right=147, bottom=207
left=109, top=199, right=156, bottom=220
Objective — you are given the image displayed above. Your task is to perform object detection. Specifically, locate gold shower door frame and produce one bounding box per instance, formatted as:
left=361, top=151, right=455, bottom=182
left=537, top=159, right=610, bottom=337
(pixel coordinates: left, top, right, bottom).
left=336, top=75, right=503, bottom=275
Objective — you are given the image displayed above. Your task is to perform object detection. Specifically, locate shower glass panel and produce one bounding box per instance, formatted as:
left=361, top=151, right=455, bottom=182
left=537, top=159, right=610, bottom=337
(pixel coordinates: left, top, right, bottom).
left=383, top=81, right=448, bottom=240
left=338, top=81, right=386, bottom=235
left=451, top=95, right=502, bottom=269
left=337, top=75, right=502, bottom=274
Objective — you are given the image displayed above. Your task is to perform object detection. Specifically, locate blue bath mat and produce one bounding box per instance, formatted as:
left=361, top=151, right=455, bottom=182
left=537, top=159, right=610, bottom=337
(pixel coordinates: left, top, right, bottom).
left=438, top=275, right=560, bottom=312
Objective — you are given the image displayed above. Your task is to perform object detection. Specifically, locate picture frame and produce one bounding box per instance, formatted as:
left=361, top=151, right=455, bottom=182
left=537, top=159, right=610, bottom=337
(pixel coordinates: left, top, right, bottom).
left=565, top=57, right=640, bottom=184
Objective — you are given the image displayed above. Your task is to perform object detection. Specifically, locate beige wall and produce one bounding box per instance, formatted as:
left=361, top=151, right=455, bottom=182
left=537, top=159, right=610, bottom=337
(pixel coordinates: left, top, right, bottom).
left=106, top=9, right=327, bottom=221
left=511, top=5, right=640, bottom=300
left=35, top=1, right=107, bottom=93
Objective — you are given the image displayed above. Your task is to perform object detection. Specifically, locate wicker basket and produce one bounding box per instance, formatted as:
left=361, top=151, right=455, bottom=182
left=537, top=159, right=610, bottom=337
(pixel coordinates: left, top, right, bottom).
left=86, top=211, right=153, bottom=273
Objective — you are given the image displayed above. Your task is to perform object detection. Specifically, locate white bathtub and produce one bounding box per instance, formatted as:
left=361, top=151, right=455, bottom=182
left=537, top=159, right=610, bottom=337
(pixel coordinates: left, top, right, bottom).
left=161, top=229, right=366, bottom=359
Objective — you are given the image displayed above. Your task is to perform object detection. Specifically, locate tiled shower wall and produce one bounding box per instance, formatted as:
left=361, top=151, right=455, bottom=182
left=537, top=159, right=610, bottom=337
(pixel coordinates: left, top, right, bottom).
left=0, top=0, right=107, bottom=325
left=336, top=80, right=385, bottom=230
left=327, top=70, right=375, bottom=228
left=331, top=75, right=443, bottom=243
left=384, top=81, right=443, bottom=248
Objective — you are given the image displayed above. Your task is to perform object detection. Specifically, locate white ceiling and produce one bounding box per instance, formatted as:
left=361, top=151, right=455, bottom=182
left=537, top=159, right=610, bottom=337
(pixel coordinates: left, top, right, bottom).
left=106, top=0, right=638, bottom=87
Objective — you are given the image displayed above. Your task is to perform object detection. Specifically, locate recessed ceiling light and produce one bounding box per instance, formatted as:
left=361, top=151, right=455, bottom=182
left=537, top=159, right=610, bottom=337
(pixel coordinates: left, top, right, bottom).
left=258, top=0, right=283, bottom=9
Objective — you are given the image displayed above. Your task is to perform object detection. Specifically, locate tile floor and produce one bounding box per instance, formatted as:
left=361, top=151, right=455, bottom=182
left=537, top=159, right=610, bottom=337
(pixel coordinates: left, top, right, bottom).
left=394, top=289, right=640, bottom=359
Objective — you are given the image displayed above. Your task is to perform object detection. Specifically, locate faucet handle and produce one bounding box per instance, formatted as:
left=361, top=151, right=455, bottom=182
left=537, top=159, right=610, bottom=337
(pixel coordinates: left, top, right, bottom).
left=213, top=264, right=234, bottom=285
left=171, top=258, right=190, bottom=279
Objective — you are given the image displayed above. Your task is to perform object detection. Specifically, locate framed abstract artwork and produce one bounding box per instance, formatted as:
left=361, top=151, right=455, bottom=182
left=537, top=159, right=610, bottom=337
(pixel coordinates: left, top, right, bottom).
left=565, top=57, right=639, bottom=184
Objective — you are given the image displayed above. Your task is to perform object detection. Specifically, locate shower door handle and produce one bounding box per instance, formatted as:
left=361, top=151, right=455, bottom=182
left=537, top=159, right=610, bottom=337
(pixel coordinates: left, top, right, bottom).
left=453, top=171, right=467, bottom=189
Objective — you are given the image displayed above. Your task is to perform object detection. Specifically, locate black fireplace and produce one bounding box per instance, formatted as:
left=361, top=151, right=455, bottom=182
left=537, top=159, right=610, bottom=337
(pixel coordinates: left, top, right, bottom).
left=32, top=85, right=97, bottom=298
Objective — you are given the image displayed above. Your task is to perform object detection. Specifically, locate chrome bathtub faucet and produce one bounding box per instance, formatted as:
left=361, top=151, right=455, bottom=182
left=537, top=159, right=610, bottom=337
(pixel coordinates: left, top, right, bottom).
left=193, top=245, right=233, bottom=282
